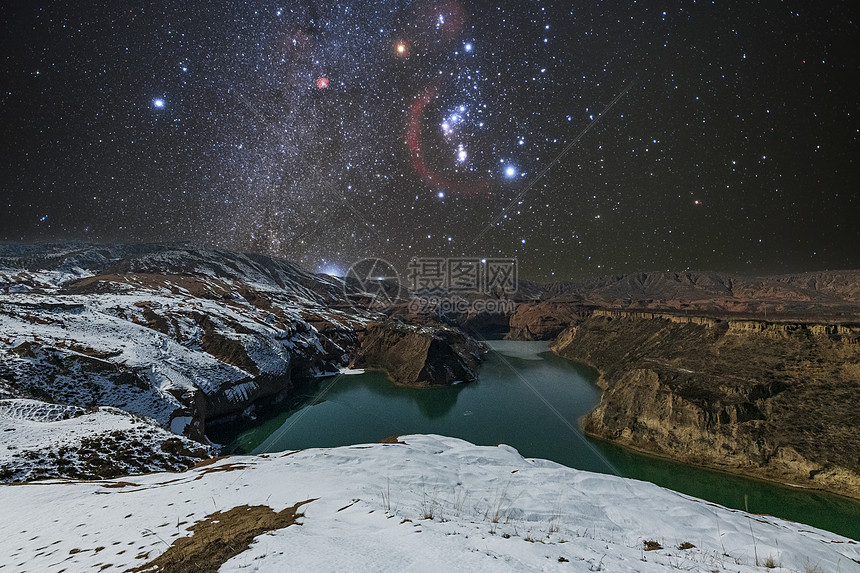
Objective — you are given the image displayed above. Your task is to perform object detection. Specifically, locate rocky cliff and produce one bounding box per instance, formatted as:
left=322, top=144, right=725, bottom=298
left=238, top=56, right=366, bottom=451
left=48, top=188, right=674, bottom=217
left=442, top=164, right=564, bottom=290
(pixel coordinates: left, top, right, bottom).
left=353, top=320, right=485, bottom=386
left=543, top=270, right=860, bottom=321
left=505, top=298, right=592, bottom=340
left=552, top=311, right=860, bottom=499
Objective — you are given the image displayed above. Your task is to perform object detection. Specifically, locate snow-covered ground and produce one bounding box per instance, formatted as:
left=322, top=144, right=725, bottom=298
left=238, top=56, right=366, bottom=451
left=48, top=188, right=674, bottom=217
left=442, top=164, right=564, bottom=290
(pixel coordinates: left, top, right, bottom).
left=1, top=435, right=856, bottom=572
left=0, top=398, right=210, bottom=481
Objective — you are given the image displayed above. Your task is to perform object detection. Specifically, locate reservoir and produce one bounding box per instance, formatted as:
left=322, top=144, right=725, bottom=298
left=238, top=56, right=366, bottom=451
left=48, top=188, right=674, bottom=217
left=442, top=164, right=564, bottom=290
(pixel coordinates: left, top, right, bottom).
left=209, top=340, right=860, bottom=540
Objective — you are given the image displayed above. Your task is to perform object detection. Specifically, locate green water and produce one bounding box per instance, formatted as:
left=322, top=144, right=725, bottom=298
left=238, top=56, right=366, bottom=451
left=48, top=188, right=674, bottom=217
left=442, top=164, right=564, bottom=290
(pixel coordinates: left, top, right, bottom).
left=209, top=340, right=860, bottom=540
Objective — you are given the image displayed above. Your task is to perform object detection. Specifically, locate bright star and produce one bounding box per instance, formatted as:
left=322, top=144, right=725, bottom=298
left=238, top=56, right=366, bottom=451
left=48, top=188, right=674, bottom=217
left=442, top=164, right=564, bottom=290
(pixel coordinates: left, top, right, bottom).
left=457, top=144, right=467, bottom=163
left=464, top=43, right=472, bottom=52
left=437, top=191, right=445, bottom=198
left=153, top=98, right=165, bottom=108
left=505, top=166, right=516, bottom=178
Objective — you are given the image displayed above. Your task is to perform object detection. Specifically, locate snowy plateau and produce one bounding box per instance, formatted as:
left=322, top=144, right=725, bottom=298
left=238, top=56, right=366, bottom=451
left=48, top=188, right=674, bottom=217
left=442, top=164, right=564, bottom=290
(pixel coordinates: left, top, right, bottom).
left=0, top=435, right=857, bottom=572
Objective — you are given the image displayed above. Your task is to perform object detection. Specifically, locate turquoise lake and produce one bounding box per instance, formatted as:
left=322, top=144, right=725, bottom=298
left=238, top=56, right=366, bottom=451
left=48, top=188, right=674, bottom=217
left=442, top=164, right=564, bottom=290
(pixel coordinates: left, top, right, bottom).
left=208, top=340, right=860, bottom=540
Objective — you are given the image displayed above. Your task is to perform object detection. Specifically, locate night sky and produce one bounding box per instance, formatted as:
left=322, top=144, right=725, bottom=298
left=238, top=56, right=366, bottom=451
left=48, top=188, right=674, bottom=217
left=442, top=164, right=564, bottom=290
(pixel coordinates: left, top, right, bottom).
left=2, top=1, right=858, bottom=281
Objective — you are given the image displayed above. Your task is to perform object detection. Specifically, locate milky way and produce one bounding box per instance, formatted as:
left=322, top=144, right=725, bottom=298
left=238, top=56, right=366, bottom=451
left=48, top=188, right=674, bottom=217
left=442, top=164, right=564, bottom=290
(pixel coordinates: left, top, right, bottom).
left=2, top=1, right=858, bottom=279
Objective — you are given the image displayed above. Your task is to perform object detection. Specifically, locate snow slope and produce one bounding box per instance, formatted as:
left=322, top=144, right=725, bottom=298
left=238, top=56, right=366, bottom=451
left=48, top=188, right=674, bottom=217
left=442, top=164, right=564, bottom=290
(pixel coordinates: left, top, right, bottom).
left=0, top=399, right=210, bottom=481
left=0, top=435, right=856, bottom=572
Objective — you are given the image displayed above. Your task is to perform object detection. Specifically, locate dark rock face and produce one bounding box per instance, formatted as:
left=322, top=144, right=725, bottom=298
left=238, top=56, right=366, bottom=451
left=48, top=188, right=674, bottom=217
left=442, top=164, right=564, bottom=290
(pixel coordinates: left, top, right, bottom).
left=552, top=312, right=860, bottom=499
left=413, top=269, right=860, bottom=341
left=353, top=321, right=486, bottom=386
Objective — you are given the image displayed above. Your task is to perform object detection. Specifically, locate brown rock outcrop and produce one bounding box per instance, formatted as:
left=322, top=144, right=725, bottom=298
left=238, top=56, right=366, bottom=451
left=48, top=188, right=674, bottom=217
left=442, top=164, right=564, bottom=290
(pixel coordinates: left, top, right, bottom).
left=353, top=320, right=486, bottom=386
left=552, top=312, right=860, bottom=499
left=505, top=299, right=591, bottom=340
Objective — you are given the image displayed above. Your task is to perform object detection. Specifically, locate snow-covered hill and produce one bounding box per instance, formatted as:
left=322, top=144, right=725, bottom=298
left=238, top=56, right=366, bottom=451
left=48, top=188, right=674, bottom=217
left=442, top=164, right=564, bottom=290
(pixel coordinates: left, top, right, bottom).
left=0, top=435, right=856, bottom=572
left=0, top=243, right=484, bottom=480
left=0, top=244, right=369, bottom=435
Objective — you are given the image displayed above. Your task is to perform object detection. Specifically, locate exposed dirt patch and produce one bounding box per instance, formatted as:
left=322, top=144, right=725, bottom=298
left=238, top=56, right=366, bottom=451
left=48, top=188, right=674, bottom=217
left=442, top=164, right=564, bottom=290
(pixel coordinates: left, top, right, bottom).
left=131, top=500, right=314, bottom=573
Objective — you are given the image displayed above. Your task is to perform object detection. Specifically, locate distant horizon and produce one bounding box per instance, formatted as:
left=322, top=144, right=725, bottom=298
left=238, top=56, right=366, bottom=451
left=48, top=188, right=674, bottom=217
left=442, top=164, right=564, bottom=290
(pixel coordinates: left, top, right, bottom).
left=1, top=239, right=857, bottom=284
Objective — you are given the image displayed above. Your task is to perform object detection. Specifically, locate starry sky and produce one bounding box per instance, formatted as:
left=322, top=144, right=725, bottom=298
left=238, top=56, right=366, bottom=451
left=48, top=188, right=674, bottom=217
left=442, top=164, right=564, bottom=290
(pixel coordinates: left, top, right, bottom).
left=2, top=0, right=858, bottom=281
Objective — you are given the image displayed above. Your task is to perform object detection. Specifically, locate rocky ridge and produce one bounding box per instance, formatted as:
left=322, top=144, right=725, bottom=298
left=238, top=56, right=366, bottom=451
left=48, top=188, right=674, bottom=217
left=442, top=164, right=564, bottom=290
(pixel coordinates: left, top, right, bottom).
left=503, top=269, right=860, bottom=342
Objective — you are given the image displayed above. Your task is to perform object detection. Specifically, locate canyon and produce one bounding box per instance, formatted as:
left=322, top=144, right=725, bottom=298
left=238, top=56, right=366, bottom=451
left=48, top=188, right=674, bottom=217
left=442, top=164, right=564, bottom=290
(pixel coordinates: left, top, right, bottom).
left=502, top=271, right=860, bottom=499
left=2, top=244, right=859, bottom=501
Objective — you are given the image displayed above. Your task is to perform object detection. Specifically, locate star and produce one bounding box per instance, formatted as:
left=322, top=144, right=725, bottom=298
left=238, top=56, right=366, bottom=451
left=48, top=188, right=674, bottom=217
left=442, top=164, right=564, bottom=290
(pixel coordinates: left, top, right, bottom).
left=3, top=0, right=856, bottom=285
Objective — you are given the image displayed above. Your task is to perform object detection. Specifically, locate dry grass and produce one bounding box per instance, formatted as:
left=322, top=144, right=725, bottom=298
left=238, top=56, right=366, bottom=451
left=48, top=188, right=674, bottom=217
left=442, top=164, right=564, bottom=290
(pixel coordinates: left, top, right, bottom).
left=643, top=540, right=662, bottom=551
left=131, top=500, right=313, bottom=573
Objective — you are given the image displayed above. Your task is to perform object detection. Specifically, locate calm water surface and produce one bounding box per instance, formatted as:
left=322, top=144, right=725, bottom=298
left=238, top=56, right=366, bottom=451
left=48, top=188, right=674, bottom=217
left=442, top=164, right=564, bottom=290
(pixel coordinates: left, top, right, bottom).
left=209, top=340, right=860, bottom=540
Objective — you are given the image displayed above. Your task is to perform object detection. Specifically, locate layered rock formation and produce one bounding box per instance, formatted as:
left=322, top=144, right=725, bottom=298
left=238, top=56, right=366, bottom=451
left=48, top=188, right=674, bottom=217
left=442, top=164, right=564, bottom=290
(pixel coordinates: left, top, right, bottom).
left=543, top=270, right=860, bottom=320
left=505, top=270, right=860, bottom=341
left=552, top=311, right=860, bottom=499
left=505, top=298, right=592, bottom=340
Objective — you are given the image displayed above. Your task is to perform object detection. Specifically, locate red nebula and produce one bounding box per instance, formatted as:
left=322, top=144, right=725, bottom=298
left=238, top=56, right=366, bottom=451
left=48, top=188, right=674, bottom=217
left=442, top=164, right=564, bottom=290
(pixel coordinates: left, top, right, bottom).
left=406, top=83, right=492, bottom=195
left=315, top=77, right=329, bottom=90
